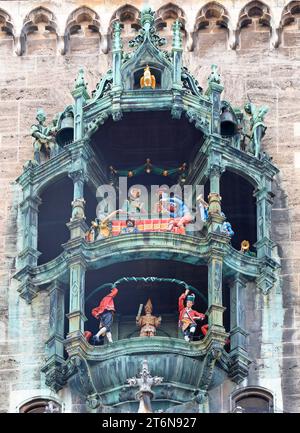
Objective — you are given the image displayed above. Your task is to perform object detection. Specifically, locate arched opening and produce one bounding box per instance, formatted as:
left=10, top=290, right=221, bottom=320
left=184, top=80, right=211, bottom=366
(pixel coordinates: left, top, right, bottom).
left=231, top=386, right=274, bottom=413
left=220, top=171, right=257, bottom=251
left=83, top=260, right=208, bottom=343
left=19, top=398, right=61, bottom=413
left=38, top=176, right=73, bottom=265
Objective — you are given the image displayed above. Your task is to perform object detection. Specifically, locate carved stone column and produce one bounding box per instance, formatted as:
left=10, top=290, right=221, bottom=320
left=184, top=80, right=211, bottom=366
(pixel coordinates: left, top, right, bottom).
left=67, top=257, right=87, bottom=334
left=42, top=280, right=66, bottom=392
left=68, top=169, right=87, bottom=239
left=19, top=194, right=41, bottom=268
left=228, top=274, right=251, bottom=383
left=254, top=186, right=274, bottom=259
left=207, top=252, right=226, bottom=336
left=206, top=65, right=223, bottom=135
left=72, top=69, right=89, bottom=141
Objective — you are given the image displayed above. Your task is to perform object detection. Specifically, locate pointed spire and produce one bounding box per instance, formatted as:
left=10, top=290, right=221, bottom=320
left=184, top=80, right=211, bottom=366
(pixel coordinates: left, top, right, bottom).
left=208, top=64, right=221, bottom=85
left=140, top=7, right=155, bottom=32
left=74, top=67, right=87, bottom=90
left=112, top=21, right=122, bottom=52
left=172, top=19, right=182, bottom=50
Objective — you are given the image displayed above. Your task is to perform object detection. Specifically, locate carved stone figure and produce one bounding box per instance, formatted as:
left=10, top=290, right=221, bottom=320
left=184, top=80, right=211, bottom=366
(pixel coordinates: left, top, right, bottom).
left=136, top=299, right=161, bottom=337
left=31, top=108, right=58, bottom=163
left=244, top=102, right=269, bottom=158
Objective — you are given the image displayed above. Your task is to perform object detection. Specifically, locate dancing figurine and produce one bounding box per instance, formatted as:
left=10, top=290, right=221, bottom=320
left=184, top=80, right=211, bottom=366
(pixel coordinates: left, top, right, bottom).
left=178, top=289, right=205, bottom=342
left=91, top=287, right=118, bottom=344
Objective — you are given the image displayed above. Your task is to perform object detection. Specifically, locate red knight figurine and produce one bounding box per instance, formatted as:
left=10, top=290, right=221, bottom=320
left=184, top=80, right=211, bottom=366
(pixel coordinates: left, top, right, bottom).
left=91, top=287, right=118, bottom=344
left=178, top=289, right=205, bottom=342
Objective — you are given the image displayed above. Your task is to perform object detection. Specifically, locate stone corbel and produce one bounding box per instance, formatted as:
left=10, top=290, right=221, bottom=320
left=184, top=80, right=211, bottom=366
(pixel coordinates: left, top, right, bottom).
left=228, top=28, right=238, bottom=50
left=186, top=31, right=194, bottom=52
left=57, top=34, right=66, bottom=55
left=270, top=26, right=280, bottom=49
left=100, top=33, right=109, bottom=54
left=14, top=33, right=26, bottom=56
left=71, top=356, right=102, bottom=410
left=197, top=346, right=223, bottom=391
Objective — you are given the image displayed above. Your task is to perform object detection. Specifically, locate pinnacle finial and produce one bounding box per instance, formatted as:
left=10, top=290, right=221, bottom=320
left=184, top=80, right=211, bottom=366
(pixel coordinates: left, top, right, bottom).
left=75, top=67, right=87, bottom=89
left=208, top=64, right=221, bottom=85
left=172, top=19, right=182, bottom=50
left=112, top=20, right=123, bottom=51
left=140, top=7, right=155, bottom=32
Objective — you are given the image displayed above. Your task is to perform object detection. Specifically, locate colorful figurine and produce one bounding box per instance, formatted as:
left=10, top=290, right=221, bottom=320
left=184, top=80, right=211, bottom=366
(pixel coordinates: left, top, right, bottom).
left=86, top=210, right=123, bottom=242
left=197, top=194, right=209, bottom=222
left=220, top=212, right=234, bottom=237
left=136, top=299, right=162, bottom=337
left=244, top=101, right=269, bottom=158
left=178, top=289, right=205, bottom=342
left=121, top=219, right=140, bottom=234
left=91, top=287, right=118, bottom=344
left=122, top=187, right=146, bottom=220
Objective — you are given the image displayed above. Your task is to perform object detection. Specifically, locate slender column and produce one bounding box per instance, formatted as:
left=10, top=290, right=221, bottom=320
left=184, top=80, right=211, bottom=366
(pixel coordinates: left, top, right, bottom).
left=112, top=21, right=123, bottom=92
left=68, top=169, right=87, bottom=239
left=206, top=64, right=224, bottom=135
left=71, top=68, right=89, bottom=141
left=172, top=20, right=183, bottom=90
left=19, top=195, right=41, bottom=267
left=207, top=253, right=225, bottom=334
left=228, top=274, right=250, bottom=383
left=254, top=185, right=274, bottom=259
left=67, top=258, right=87, bottom=334
left=46, top=280, right=65, bottom=361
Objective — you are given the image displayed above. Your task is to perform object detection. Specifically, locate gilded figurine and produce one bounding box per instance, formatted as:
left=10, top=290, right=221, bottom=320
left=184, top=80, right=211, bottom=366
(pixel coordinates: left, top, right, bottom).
left=31, top=108, right=58, bottom=163
left=140, top=65, right=156, bottom=89
left=136, top=299, right=161, bottom=337
left=178, top=289, right=205, bottom=342
left=244, top=101, right=269, bottom=158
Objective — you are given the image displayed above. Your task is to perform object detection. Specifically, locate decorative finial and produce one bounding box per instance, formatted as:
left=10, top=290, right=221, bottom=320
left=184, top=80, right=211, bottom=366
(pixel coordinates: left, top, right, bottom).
left=112, top=21, right=122, bottom=51
left=208, top=64, right=221, bottom=85
left=75, top=67, right=87, bottom=89
left=140, top=7, right=155, bottom=32
left=172, top=19, right=182, bottom=50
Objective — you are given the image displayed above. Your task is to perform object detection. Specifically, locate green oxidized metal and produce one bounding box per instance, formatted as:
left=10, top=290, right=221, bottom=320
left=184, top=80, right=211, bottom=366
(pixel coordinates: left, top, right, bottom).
left=14, top=7, right=280, bottom=413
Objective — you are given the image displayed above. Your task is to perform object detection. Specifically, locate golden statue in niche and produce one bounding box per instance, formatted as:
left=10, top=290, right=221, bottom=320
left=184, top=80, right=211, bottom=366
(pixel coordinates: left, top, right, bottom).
left=136, top=299, right=161, bottom=337
left=140, top=65, right=156, bottom=89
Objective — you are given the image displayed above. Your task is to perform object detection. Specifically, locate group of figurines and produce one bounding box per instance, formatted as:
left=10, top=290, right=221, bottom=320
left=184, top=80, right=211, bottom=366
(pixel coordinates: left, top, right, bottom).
left=83, top=287, right=221, bottom=345
left=85, top=187, right=234, bottom=242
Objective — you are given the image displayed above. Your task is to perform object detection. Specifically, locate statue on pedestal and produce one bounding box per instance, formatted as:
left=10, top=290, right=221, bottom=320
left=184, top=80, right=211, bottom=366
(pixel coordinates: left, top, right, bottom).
left=140, top=65, right=156, bottom=89
left=244, top=101, right=268, bottom=158
left=136, top=299, right=161, bottom=337
left=31, top=108, right=58, bottom=164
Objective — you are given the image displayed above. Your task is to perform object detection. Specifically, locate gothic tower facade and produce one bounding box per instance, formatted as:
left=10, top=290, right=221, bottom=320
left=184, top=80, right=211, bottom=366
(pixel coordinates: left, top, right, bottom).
left=0, top=1, right=300, bottom=413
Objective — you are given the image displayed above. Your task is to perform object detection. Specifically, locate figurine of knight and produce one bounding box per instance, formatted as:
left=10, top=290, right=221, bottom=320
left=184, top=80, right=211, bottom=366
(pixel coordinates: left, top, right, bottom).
left=31, top=108, right=57, bottom=163
left=244, top=101, right=269, bottom=158
left=178, top=289, right=205, bottom=342
left=136, top=299, right=161, bottom=337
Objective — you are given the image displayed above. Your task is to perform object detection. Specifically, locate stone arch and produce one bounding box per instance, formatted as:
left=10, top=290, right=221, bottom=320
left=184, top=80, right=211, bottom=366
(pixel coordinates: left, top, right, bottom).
left=237, top=1, right=272, bottom=50
left=109, top=4, right=140, bottom=51
left=155, top=3, right=186, bottom=49
left=280, top=1, right=300, bottom=47
left=21, top=7, right=58, bottom=55
left=231, top=386, right=274, bottom=412
left=194, top=2, right=230, bottom=54
left=65, top=6, right=101, bottom=54
left=19, top=397, right=62, bottom=413
left=0, top=8, right=14, bottom=53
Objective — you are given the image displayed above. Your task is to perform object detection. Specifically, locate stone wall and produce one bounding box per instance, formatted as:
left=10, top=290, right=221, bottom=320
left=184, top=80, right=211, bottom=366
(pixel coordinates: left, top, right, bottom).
left=0, top=0, right=300, bottom=412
